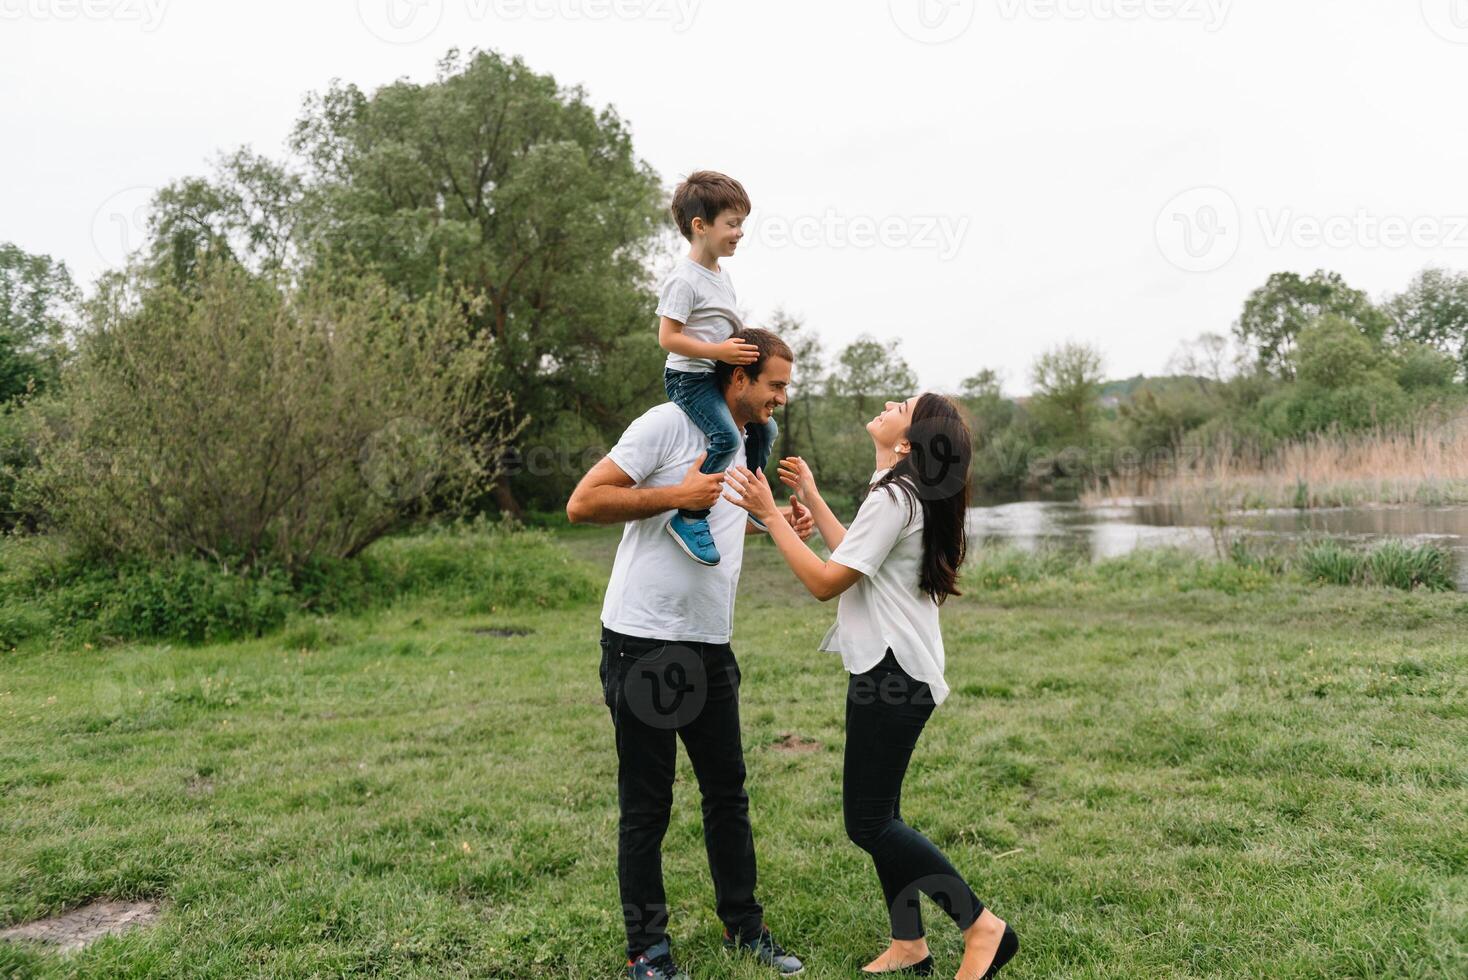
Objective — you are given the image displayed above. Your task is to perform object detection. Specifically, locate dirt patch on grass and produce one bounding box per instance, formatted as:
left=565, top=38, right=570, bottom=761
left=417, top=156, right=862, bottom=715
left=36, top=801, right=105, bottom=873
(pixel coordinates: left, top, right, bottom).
left=0, top=899, right=163, bottom=954
left=771, top=732, right=822, bottom=754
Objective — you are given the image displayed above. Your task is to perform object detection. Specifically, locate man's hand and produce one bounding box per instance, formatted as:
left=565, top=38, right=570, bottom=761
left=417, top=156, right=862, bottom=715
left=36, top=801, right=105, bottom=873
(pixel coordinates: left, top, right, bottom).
left=789, top=495, right=816, bottom=541
left=713, top=336, right=761, bottom=365
left=676, top=452, right=724, bottom=511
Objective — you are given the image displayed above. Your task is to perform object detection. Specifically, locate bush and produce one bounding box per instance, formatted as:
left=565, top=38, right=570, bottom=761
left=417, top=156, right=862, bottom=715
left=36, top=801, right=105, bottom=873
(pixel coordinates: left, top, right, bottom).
left=16, top=255, right=515, bottom=577
left=1297, top=539, right=1455, bottom=591
left=0, top=519, right=601, bottom=650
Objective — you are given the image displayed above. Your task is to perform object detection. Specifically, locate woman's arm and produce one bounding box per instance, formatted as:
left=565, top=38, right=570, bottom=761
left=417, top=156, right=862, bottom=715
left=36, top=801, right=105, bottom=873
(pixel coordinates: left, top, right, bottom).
left=777, top=456, right=847, bottom=550
left=723, top=467, right=864, bottom=602
left=658, top=317, right=762, bottom=364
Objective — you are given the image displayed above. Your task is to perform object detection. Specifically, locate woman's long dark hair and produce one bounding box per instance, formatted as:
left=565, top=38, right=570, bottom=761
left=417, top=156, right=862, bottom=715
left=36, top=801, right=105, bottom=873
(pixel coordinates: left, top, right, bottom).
left=870, top=393, right=972, bottom=604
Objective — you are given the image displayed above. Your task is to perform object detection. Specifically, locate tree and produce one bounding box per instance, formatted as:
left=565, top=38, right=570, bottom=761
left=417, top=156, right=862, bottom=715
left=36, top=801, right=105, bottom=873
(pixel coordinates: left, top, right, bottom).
left=0, top=242, right=78, bottom=403
left=145, top=48, right=667, bottom=517
left=1235, top=270, right=1389, bottom=379
left=827, top=334, right=917, bottom=417
left=1166, top=331, right=1236, bottom=385
left=959, top=367, right=1015, bottom=444
left=767, top=309, right=825, bottom=470
left=1383, top=267, right=1468, bottom=382
left=1029, top=341, right=1104, bottom=445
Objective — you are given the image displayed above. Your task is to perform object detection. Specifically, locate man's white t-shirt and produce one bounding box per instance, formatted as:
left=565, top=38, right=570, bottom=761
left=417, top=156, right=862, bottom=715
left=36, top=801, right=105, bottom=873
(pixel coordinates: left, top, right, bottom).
left=600, top=403, right=748, bottom=644
left=656, top=256, right=743, bottom=374
left=819, top=469, right=950, bottom=705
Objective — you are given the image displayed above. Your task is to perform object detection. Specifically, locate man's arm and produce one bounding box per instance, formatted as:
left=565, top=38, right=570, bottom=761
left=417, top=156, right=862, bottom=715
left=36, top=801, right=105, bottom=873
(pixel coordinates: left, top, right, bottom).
left=566, top=452, right=723, bottom=525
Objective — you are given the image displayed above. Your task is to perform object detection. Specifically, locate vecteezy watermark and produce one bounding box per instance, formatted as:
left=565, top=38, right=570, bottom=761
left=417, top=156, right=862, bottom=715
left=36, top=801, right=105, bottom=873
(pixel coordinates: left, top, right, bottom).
left=1257, top=209, right=1468, bottom=251
left=0, top=0, right=169, bottom=30
left=358, top=416, right=444, bottom=503
left=91, top=185, right=156, bottom=269
left=356, top=0, right=699, bottom=44
left=747, top=210, right=970, bottom=261
left=1155, top=187, right=1241, bottom=273
left=994, top=0, right=1232, bottom=32
left=888, top=0, right=976, bottom=44
left=1157, top=187, right=1468, bottom=272
left=1421, top=0, right=1468, bottom=44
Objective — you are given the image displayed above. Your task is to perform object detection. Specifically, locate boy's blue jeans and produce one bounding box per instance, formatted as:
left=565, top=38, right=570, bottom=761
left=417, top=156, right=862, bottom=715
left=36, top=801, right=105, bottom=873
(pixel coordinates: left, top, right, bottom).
left=664, top=368, right=778, bottom=519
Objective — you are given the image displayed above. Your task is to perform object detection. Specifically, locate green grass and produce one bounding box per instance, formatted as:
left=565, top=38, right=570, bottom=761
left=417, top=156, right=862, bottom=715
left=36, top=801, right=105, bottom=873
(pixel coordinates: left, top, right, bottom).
left=1, top=527, right=1465, bottom=978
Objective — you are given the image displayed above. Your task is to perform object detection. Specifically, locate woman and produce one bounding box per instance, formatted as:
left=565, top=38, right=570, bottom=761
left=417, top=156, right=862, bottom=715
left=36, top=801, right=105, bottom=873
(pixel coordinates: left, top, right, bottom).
left=721, top=393, right=1018, bottom=980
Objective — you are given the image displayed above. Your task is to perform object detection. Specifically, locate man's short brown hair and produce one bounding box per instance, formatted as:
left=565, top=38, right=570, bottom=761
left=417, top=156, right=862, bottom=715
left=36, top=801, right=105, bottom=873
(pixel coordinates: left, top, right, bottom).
left=714, top=327, right=794, bottom=390
left=670, top=171, right=751, bottom=241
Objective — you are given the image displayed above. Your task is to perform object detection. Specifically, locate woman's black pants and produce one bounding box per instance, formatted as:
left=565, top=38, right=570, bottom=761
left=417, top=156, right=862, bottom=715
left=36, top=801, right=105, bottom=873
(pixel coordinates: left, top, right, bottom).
left=844, top=649, right=984, bottom=940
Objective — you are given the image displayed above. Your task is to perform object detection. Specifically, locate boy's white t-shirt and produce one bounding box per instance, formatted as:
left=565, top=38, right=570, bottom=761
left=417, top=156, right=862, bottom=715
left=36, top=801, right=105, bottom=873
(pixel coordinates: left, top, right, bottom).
left=657, top=256, right=742, bottom=374
left=600, top=403, right=749, bottom=644
left=819, top=470, right=950, bottom=705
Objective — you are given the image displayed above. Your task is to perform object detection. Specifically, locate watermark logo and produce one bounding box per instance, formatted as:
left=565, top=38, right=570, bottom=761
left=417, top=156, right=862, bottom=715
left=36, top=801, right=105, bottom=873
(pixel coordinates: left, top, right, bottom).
left=1422, top=0, right=1468, bottom=44
left=889, top=0, right=976, bottom=44
left=748, top=210, right=970, bottom=261
left=0, top=0, right=169, bottom=30
left=1258, top=209, right=1468, bottom=251
left=1155, top=186, right=1241, bottom=273
left=995, top=0, right=1232, bottom=32
left=91, top=185, right=156, bottom=269
left=619, top=643, right=709, bottom=730
left=358, top=416, right=444, bottom=503
left=358, top=0, right=698, bottom=43
left=356, top=0, right=444, bottom=43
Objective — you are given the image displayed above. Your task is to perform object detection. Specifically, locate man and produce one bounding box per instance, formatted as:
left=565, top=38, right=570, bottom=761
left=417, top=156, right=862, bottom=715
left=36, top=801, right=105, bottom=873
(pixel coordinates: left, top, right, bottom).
left=567, top=327, right=811, bottom=980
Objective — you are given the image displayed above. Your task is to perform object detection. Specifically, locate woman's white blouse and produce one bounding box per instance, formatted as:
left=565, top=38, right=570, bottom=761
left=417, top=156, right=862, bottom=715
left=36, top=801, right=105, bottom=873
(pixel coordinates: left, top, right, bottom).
left=818, top=469, right=949, bottom=705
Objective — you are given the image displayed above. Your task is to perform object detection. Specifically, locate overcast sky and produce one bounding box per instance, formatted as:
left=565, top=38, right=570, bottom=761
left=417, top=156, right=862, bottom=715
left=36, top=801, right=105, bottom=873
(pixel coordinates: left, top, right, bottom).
left=5, top=0, right=1468, bottom=394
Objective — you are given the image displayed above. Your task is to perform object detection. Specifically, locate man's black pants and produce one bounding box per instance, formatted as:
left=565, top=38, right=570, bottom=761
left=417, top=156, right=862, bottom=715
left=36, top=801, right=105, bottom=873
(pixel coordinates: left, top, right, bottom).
left=599, top=626, right=764, bottom=959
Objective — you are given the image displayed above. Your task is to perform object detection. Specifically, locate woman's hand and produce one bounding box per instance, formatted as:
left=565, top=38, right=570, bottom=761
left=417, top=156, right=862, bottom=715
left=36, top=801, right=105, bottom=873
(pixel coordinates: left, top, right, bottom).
left=722, top=466, right=781, bottom=522
left=777, top=456, right=819, bottom=503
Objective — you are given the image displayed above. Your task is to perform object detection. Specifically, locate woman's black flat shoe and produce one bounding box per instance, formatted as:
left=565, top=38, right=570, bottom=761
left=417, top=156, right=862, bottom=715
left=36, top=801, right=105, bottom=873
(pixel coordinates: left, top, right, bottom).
left=862, top=954, right=933, bottom=976
left=980, top=925, right=1018, bottom=980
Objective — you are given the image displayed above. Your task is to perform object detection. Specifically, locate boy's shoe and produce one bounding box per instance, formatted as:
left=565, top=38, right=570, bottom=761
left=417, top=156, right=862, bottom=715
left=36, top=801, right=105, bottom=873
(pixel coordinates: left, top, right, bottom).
left=665, top=513, right=720, bottom=566
left=627, top=939, right=690, bottom=980
left=746, top=512, right=769, bottom=533
left=722, top=926, right=804, bottom=975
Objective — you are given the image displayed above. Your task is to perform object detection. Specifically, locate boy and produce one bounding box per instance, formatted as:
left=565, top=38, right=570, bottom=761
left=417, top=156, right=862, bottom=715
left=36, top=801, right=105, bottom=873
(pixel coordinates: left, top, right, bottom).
left=657, top=170, right=778, bottom=566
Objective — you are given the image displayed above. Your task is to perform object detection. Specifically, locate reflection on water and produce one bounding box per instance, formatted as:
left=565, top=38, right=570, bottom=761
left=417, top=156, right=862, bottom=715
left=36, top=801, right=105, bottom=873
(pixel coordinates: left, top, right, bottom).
left=968, top=498, right=1468, bottom=587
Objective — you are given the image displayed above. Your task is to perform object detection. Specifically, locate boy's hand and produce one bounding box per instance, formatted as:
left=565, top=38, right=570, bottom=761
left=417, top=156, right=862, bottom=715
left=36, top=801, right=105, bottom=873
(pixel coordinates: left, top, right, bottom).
left=789, top=496, right=816, bottom=541
left=777, top=456, right=819, bottom=503
left=714, top=337, right=761, bottom=365
left=676, top=452, right=724, bottom=511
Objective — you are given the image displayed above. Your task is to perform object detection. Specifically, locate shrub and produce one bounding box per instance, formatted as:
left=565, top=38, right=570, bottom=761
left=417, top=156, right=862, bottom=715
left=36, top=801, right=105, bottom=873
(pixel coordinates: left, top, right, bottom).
left=15, top=255, right=516, bottom=577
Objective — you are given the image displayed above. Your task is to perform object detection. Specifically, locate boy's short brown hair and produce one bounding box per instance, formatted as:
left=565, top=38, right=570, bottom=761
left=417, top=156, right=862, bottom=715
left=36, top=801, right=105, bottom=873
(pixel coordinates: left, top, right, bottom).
left=670, top=171, right=751, bottom=241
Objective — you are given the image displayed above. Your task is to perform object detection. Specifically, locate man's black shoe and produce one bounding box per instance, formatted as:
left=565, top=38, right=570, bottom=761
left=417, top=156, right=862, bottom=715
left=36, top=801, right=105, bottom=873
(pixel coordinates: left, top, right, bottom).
left=627, top=938, right=690, bottom=980
left=722, top=925, right=804, bottom=974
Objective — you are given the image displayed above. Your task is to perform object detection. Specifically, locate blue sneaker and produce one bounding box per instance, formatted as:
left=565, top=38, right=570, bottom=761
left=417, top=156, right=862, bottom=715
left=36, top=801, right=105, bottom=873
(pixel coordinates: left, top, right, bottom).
left=746, top=512, right=769, bottom=533
left=627, top=939, right=690, bottom=980
left=665, top=513, right=720, bottom=565
left=722, top=926, right=804, bottom=974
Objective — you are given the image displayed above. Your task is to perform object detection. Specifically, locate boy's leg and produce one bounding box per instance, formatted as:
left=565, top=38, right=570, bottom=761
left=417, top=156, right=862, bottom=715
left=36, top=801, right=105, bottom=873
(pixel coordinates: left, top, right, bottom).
left=665, top=369, right=743, bottom=516
left=601, top=629, right=681, bottom=959
left=744, top=416, right=780, bottom=475
left=675, top=641, right=763, bottom=943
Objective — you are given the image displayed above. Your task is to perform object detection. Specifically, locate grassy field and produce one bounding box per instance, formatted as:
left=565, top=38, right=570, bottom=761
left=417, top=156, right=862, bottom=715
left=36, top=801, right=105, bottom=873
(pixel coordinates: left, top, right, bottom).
left=1, top=526, right=1466, bottom=978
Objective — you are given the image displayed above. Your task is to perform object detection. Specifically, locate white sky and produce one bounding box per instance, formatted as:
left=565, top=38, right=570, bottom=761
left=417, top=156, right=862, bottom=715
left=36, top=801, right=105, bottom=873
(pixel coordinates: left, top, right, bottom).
left=5, top=0, right=1468, bottom=395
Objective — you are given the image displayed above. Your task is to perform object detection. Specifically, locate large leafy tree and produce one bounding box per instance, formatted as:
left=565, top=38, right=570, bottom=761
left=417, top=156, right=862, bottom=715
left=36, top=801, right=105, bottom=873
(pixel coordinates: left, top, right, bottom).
left=1234, top=270, right=1389, bottom=379
left=1029, top=341, right=1104, bottom=445
left=146, top=48, right=667, bottom=516
left=0, top=243, right=77, bottom=403
left=1384, top=267, right=1468, bottom=382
